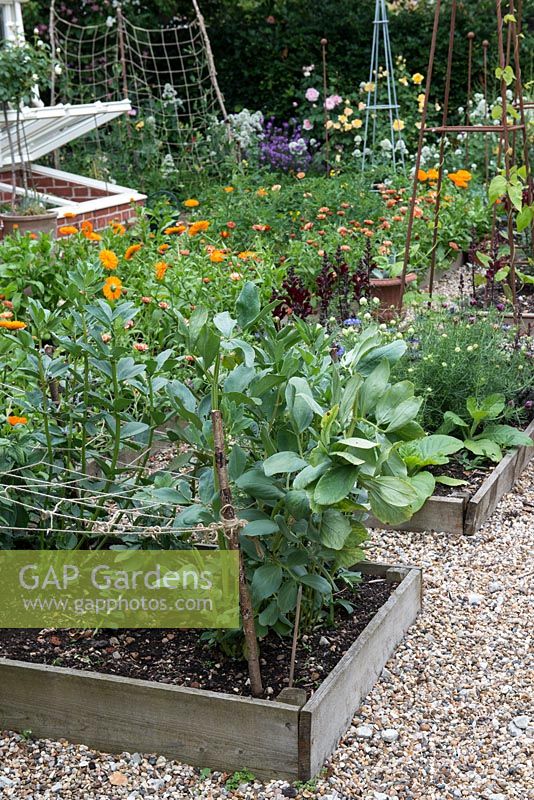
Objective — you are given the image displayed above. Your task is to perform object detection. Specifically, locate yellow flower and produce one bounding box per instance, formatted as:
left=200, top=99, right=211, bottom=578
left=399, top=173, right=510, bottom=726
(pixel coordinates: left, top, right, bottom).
left=392, top=119, right=405, bottom=131
left=223, top=186, right=234, bottom=193
left=412, top=73, right=424, bottom=85
left=237, top=251, right=257, bottom=260
left=0, top=320, right=26, bottom=330
left=399, top=76, right=409, bottom=86
left=99, top=249, right=119, bottom=270
left=343, top=123, right=352, bottom=132
left=338, top=114, right=348, bottom=124
left=417, top=93, right=426, bottom=112
left=352, top=119, right=363, bottom=129
left=325, top=119, right=335, bottom=130
left=343, top=107, right=353, bottom=117
left=154, top=260, right=169, bottom=280
left=363, top=82, right=375, bottom=92
left=103, top=276, right=122, bottom=301
left=7, top=415, right=28, bottom=426
left=333, top=122, right=341, bottom=130
left=135, top=120, right=145, bottom=130
left=125, top=243, right=143, bottom=260
left=183, top=198, right=200, bottom=207
left=358, top=101, right=366, bottom=110
left=110, top=222, right=126, bottom=235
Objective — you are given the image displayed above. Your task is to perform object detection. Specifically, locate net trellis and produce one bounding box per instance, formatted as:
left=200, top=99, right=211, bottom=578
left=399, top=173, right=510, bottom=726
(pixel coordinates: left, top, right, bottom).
left=48, top=0, right=230, bottom=183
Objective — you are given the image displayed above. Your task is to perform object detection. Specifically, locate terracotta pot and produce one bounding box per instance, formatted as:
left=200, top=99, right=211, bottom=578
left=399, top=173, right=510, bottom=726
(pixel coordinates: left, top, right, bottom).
left=0, top=211, right=57, bottom=239
left=370, top=272, right=417, bottom=318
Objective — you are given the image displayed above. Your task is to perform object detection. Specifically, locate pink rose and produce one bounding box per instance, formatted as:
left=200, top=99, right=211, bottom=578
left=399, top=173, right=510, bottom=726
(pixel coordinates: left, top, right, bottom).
left=303, top=118, right=313, bottom=130
left=325, top=94, right=342, bottom=110
left=305, top=87, right=320, bottom=102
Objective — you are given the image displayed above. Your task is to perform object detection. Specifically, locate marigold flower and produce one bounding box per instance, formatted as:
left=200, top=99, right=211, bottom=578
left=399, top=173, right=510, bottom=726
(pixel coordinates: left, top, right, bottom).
left=0, top=320, right=26, bottom=330
left=364, top=219, right=374, bottom=225
left=133, top=342, right=149, bottom=352
left=101, top=333, right=112, bottom=343
left=237, top=251, right=257, bottom=260
left=125, top=244, right=142, bottom=260
left=183, top=198, right=200, bottom=207
left=99, top=249, right=119, bottom=270
left=7, top=415, right=27, bottom=426
left=102, top=276, right=122, bottom=301
left=154, top=260, right=169, bottom=280
left=448, top=170, right=472, bottom=189
left=203, top=277, right=212, bottom=283
left=164, top=225, right=187, bottom=235
left=417, top=169, right=428, bottom=181
left=229, top=271, right=242, bottom=281
left=58, top=225, right=78, bottom=236
left=188, top=220, right=210, bottom=236
left=449, top=241, right=460, bottom=251
left=210, top=250, right=226, bottom=263
left=158, top=244, right=170, bottom=254
left=256, top=188, right=268, bottom=197
left=85, top=231, right=102, bottom=241
left=220, top=230, right=231, bottom=239
left=81, top=220, right=94, bottom=235
left=426, top=168, right=440, bottom=181
left=296, top=172, right=306, bottom=179
left=63, top=211, right=77, bottom=219
left=179, top=249, right=191, bottom=256
left=2, top=300, right=13, bottom=309
left=110, top=222, right=126, bottom=235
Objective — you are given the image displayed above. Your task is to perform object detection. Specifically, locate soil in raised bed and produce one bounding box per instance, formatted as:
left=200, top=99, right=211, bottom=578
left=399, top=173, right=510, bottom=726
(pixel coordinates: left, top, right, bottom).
left=0, top=576, right=395, bottom=699
left=430, top=460, right=490, bottom=497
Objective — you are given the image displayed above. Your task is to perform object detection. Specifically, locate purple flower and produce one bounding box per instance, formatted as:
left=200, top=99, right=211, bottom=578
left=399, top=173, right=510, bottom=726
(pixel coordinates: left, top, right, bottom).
left=305, top=87, right=320, bottom=102
left=325, top=94, right=342, bottom=111
left=343, top=317, right=361, bottom=326
left=336, top=345, right=346, bottom=357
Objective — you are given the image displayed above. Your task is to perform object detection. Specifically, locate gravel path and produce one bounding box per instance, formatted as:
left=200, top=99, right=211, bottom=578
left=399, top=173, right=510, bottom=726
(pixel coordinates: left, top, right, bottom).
left=1, top=464, right=533, bottom=800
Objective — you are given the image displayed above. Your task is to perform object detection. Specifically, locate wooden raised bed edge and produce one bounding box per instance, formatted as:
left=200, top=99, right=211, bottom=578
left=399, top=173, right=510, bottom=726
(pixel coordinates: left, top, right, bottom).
left=0, top=562, right=422, bottom=781
left=368, top=418, right=534, bottom=535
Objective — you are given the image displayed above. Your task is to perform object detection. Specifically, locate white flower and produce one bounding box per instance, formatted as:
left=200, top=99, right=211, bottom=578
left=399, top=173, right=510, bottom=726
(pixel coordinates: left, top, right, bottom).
left=106, top=15, right=115, bottom=27
left=54, top=64, right=62, bottom=75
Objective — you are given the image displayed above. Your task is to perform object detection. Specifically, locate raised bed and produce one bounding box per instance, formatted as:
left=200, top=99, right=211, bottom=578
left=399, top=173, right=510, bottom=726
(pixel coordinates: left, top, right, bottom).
left=0, top=561, right=421, bottom=781
left=368, top=418, right=534, bottom=535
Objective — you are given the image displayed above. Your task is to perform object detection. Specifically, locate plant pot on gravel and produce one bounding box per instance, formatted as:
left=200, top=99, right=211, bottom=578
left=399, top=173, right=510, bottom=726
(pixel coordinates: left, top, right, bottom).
left=370, top=272, right=417, bottom=318
left=0, top=210, right=57, bottom=239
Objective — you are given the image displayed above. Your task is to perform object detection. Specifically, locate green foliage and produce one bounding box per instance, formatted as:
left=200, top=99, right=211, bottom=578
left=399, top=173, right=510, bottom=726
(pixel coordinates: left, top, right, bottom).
left=225, top=769, right=256, bottom=790
left=0, top=39, right=51, bottom=107
left=393, top=308, right=534, bottom=433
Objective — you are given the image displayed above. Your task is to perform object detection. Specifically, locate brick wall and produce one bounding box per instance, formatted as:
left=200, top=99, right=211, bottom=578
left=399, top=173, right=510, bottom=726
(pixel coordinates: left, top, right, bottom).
left=0, top=170, right=144, bottom=234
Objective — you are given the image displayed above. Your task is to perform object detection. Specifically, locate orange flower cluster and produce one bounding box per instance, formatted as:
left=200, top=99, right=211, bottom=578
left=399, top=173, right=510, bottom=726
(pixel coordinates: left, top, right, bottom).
left=154, top=260, right=169, bottom=281
left=99, top=249, right=119, bottom=270
left=103, top=276, right=123, bottom=301
left=209, top=250, right=226, bottom=263
left=7, top=415, right=27, bottom=426
left=0, top=320, right=26, bottom=330
left=125, top=243, right=143, bottom=260
left=448, top=170, right=472, bottom=189
left=81, top=221, right=102, bottom=242
left=189, top=220, right=210, bottom=236
left=417, top=168, right=439, bottom=182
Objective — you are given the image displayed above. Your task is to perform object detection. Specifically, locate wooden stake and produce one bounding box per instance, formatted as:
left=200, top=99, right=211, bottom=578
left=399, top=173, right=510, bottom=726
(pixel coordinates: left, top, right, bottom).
left=211, top=410, right=263, bottom=698
left=288, top=585, right=302, bottom=689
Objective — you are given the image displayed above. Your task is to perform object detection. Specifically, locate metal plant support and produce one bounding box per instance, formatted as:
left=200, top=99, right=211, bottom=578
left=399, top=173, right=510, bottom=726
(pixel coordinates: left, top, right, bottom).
left=361, top=0, right=405, bottom=172
left=400, top=0, right=532, bottom=317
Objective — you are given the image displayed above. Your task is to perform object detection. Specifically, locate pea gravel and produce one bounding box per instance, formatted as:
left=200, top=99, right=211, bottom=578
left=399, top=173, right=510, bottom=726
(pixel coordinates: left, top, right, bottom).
left=1, top=464, right=532, bottom=800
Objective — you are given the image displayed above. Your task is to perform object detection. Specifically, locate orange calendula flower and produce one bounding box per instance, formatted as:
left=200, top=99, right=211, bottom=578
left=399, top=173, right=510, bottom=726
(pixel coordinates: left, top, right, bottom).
left=164, top=225, right=187, bottom=235
left=183, top=198, right=200, bottom=208
left=188, top=220, right=210, bottom=236
left=238, top=251, right=257, bottom=260
left=58, top=225, right=79, bottom=236
left=81, top=220, right=94, bottom=235
left=426, top=168, right=439, bottom=181
left=256, top=188, right=268, bottom=197
left=125, top=243, right=143, bottom=260
left=210, top=250, right=226, bottom=263
left=251, top=224, right=271, bottom=232
left=103, top=276, right=123, bottom=301
left=110, top=221, right=126, bottom=235
left=220, top=230, right=231, bottom=239
left=448, top=170, right=472, bottom=189
left=63, top=211, right=77, bottom=219
left=0, top=320, right=27, bottom=330
left=154, top=260, right=169, bottom=281
left=7, top=415, right=27, bottom=426
left=86, top=231, right=103, bottom=241
left=99, top=249, right=119, bottom=270
left=158, top=243, right=170, bottom=253
left=417, top=169, right=428, bottom=182
left=223, top=186, right=234, bottom=193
